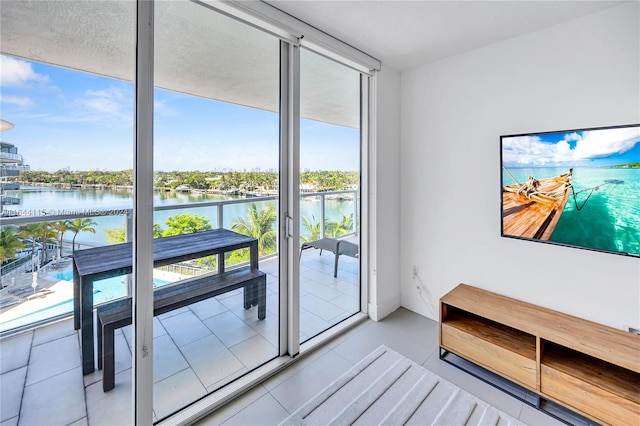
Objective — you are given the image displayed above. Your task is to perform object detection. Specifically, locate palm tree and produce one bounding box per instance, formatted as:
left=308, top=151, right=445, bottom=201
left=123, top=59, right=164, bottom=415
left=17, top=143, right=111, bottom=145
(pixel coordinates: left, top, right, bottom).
left=51, top=221, right=68, bottom=258
left=300, top=215, right=322, bottom=242
left=38, top=223, right=59, bottom=266
left=326, top=212, right=354, bottom=238
left=19, top=222, right=44, bottom=270
left=66, top=218, right=97, bottom=252
left=0, top=226, right=25, bottom=265
left=231, top=203, right=277, bottom=256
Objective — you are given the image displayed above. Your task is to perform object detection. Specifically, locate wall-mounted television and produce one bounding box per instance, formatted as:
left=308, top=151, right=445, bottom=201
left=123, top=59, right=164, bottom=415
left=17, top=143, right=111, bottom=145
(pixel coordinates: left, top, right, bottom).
left=501, top=123, right=640, bottom=257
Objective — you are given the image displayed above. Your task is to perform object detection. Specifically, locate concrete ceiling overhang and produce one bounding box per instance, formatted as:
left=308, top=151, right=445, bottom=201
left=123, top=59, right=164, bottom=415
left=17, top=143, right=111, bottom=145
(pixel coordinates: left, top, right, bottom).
left=0, top=0, right=360, bottom=129
left=0, top=120, right=15, bottom=132
left=3, top=0, right=625, bottom=129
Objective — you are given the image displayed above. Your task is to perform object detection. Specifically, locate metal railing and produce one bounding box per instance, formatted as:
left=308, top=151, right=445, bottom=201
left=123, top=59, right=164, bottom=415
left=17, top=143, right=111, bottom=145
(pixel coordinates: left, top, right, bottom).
left=0, top=152, right=24, bottom=163
left=1, top=190, right=359, bottom=243
left=0, top=189, right=359, bottom=332
left=0, top=255, right=31, bottom=277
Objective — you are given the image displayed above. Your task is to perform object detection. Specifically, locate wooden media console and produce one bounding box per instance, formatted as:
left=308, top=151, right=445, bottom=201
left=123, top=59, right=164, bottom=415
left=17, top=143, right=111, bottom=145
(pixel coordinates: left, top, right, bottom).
left=439, top=283, right=640, bottom=425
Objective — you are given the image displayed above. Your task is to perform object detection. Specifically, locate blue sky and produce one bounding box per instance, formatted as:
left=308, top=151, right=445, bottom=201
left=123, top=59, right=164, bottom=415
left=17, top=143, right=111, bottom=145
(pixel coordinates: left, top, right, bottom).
left=0, top=54, right=360, bottom=172
left=502, top=126, right=640, bottom=168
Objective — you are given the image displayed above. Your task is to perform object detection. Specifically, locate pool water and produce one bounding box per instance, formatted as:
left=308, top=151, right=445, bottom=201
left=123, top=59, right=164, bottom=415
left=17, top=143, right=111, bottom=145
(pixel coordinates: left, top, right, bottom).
left=0, top=272, right=171, bottom=332
left=53, top=270, right=74, bottom=281
left=52, top=270, right=170, bottom=304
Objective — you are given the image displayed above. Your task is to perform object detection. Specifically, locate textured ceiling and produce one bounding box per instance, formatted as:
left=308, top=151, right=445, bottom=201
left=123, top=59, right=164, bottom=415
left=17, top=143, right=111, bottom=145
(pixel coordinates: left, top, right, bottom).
left=265, top=0, right=628, bottom=71
left=0, top=0, right=359, bottom=128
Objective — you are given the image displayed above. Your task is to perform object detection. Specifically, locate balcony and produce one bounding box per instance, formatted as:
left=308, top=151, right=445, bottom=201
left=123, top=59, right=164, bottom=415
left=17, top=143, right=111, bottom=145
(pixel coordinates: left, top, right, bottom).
left=0, top=152, right=23, bottom=164
left=0, top=193, right=360, bottom=424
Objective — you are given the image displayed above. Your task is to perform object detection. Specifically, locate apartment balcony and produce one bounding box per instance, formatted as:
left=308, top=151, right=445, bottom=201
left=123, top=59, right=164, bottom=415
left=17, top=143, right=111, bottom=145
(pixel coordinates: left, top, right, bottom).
left=0, top=152, right=23, bottom=164
left=0, top=194, right=361, bottom=424
left=0, top=248, right=360, bottom=424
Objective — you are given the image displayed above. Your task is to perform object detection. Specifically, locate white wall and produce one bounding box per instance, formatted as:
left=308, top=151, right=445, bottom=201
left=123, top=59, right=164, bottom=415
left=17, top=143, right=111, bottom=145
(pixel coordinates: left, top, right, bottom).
left=369, top=64, right=402, bottom=320
left=399, top=2, right=640, bottom=330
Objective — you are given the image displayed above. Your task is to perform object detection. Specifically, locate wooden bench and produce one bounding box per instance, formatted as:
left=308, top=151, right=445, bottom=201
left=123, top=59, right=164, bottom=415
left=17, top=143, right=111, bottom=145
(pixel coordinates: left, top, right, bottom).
left=96, top=266, right=266, bottom=391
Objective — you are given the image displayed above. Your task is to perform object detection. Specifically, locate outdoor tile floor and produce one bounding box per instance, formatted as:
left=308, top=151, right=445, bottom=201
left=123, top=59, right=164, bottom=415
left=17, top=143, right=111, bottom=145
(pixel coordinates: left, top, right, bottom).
left=0, top=248, right=360, bottom=425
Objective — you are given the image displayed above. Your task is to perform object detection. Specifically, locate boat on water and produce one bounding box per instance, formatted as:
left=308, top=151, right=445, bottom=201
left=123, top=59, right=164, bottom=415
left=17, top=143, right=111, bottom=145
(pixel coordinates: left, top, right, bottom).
left=174, top=184, right=190, bottom=192
left=502, top=168, right=573, bottom=240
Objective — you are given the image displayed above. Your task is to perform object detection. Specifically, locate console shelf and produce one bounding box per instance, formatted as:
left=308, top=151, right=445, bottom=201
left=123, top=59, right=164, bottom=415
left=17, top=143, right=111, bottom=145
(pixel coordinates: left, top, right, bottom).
left=440, top=283, right=640, bottom=425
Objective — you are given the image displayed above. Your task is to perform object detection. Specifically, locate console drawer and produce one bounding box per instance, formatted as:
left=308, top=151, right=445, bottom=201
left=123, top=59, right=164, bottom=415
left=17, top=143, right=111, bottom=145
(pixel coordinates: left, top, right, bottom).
left=541, top=363, right=639, bottom=425
left=441, top=320, right=536, bottom=389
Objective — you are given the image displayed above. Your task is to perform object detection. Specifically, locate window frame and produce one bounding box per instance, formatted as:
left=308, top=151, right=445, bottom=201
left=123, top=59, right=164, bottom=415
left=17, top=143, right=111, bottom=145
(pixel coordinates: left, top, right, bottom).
left=132, top=1, right=375, bottom=423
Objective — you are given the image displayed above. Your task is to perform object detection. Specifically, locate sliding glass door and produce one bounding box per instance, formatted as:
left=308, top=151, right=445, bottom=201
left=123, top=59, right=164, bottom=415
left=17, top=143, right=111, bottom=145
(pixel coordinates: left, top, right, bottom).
left=151, top=1, right=281, bottom=420
left=298, top=49, right=362, bottom=342
left=0, top=1, right=368, bottom=422
left=0, top=1, right=137, bottom=424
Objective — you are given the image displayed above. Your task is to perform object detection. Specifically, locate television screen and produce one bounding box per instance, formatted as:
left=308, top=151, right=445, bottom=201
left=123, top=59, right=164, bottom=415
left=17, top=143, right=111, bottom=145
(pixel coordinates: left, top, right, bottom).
left=501, top=123, right=640, bottom=257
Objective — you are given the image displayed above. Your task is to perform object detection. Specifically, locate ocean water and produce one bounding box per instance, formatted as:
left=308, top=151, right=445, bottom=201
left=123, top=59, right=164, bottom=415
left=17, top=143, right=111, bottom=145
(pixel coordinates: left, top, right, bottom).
left=1, top=187, right=358, bottom=331
left=503, top=167, right=640, bottom=256
left=5, top=186, right=356, bottom=247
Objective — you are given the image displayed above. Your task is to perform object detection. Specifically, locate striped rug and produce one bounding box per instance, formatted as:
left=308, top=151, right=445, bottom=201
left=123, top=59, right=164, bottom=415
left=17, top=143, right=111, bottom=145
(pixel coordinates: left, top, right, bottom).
left=280, top=345, right=525, bottom=425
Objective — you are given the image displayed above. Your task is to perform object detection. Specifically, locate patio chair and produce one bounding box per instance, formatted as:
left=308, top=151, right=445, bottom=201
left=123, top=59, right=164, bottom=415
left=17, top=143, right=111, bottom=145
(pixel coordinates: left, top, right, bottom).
left=299, top=238, right=359, bottom=277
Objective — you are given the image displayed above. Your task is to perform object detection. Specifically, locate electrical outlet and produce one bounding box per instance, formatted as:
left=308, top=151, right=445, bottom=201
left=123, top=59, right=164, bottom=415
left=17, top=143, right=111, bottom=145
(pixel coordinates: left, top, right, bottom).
left=412, top=265, right=418, bottom=278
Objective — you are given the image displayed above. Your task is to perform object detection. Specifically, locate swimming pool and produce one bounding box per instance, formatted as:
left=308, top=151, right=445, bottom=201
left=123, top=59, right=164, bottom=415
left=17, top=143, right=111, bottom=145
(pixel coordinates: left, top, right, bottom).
left=53, top=270, right=73, bottom=281
left=0, top=272, right=171, bottom=332
left=52, top=270, right=170, bottom=304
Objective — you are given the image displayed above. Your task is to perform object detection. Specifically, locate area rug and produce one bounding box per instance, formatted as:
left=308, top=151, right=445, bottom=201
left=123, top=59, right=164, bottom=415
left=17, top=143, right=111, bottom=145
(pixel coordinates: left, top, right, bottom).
left=280, top=345, right=525, bottom=425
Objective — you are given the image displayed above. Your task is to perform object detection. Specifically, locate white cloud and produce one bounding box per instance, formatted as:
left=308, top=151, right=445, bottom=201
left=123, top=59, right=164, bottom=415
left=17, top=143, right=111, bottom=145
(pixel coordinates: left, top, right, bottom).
left=85, top=88, right=126, bottom=101
left=153, top=98, right=179, bottom=117
left=572, top=127, right=640, bottom=160
left=0, top=55, right=49, bottom=86
left=502, top=135, right=560, bottom=166
left=564, top=132, right=582, bottom=142
left=75, top=87, right=132, bottom=123
left=0, top=94, right=34, bottom=106
left=82, top=97, right=121, bottom=115
left=503, top=127, right=640, bottom=166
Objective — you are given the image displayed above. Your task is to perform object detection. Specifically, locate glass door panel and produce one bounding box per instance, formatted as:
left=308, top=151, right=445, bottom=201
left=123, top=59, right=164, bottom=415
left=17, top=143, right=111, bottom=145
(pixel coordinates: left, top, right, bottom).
left=152, top=1, right=280, bottom=420
left=0, top=1, right=136, bottom=424
left=298, top=48, right=361, bottom=342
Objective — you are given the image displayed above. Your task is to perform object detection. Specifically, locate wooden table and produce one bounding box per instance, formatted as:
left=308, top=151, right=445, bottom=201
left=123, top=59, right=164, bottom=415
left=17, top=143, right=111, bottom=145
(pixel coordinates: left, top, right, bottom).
left=73, top=228, right=259, bottom=375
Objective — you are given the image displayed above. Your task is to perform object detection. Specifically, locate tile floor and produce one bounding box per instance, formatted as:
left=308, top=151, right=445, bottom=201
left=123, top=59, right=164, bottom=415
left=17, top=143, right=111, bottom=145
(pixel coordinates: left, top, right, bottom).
left=194, top=309, right=588, bottom=426
left=1, top=302, right=591, bottom=426
left=0, top=249, right=361, bottom=425
left=0, top=247, right=593, bottom=425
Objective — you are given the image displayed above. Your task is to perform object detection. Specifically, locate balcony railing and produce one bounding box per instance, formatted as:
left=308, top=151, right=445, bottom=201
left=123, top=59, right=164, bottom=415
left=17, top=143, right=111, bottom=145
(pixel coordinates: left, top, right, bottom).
left=0, top=190, right=359, bottom=334
left=0, top=152, right=24, bottom=163
left=1, top=190, right=358, bottom=235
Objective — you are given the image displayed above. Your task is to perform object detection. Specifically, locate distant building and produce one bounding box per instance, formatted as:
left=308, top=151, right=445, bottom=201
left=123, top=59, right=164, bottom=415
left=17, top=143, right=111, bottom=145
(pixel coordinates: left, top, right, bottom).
left=1, top=142, right=31, bottom=177
left=300, top=183, right=317, bottom=193
left=1, top=121, right=29, bottom=204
